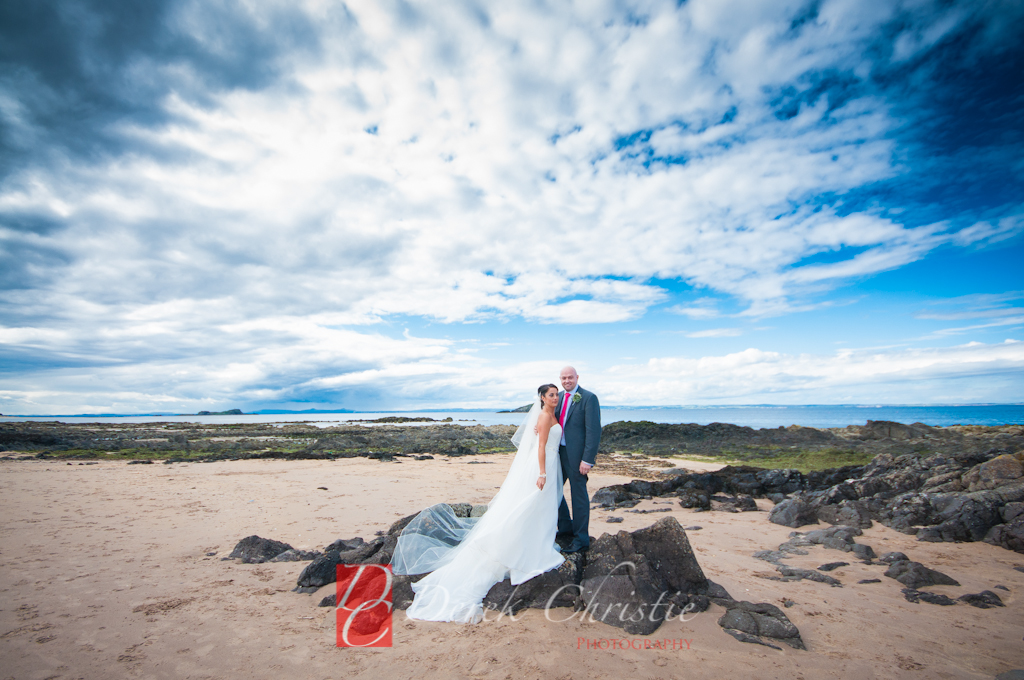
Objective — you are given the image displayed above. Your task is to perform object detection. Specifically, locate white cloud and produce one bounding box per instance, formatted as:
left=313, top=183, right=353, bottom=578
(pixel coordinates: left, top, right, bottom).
left=685, top=328, right=743, bottom=338
left=1, top=0, right=1022, bottom=412
left=597, top=339, right=1024, bottom=405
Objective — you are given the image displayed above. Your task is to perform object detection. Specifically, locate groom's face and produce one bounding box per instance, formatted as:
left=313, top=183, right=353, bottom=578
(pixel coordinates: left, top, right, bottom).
left=560, top=368, right=578, bottom=392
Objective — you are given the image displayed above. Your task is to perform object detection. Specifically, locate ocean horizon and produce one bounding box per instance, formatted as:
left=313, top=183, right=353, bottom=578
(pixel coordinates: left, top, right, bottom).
left=2, top=403, right=1022, bottom=429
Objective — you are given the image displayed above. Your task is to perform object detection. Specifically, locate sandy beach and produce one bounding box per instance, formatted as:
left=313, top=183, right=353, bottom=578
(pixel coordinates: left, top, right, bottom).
left=2, top=455, right=1023, bottom=680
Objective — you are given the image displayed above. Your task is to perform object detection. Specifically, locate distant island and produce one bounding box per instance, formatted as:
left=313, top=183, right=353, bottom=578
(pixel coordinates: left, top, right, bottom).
left=196, top=409, right=244, bottom=416
left=497, top=404, right=532, bottom=413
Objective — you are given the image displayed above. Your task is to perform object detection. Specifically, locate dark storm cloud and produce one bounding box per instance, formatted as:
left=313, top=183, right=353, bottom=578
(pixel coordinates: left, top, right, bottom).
left=0, top=0, right=331, bottom=178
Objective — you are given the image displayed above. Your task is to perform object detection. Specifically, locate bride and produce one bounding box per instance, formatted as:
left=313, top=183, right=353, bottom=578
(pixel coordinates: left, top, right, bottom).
left=390, top=384, right=566, bottom=623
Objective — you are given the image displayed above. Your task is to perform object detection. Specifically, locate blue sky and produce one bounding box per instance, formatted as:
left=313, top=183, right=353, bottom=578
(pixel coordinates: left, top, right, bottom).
left=1, top=0, right=1022, bottom=414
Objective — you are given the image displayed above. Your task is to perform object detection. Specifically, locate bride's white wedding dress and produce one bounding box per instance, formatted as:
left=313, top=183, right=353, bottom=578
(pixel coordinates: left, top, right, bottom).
left=390, top=402, right=565, bottom=623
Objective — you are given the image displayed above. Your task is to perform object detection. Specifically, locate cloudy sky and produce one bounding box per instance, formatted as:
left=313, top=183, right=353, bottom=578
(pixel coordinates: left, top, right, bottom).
left=1, top=0, right=1022, bottom=414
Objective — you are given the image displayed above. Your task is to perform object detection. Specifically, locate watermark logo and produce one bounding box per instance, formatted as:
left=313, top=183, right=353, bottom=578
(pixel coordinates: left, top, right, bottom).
left=335, top=564, right=393, bottom=648
left=578, top=638, right=693, bottom=651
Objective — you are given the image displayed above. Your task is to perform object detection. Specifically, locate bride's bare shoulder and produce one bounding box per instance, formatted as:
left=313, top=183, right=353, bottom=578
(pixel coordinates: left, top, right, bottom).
left=537, top=411, right=555, bottom=428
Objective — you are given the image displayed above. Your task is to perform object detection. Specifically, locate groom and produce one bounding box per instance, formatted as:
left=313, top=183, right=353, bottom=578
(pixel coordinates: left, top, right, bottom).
left=556, top=366, right=601, bottom=553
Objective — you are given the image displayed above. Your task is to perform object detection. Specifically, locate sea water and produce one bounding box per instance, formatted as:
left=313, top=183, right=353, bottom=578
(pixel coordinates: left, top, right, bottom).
left=2, top=404, right=1021, bottom=429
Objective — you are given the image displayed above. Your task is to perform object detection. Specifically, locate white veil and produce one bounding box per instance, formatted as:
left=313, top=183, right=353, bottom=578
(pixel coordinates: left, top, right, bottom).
left=390, top=398, right=543, bottom=576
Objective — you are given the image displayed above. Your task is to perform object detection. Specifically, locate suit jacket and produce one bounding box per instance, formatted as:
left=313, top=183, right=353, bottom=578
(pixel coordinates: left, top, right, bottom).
left=559, top=386, right=601, bottom=467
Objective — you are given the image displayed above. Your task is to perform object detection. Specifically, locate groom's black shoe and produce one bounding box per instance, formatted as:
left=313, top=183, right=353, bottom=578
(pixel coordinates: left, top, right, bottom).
left=564, top=540, right=587, bottom=553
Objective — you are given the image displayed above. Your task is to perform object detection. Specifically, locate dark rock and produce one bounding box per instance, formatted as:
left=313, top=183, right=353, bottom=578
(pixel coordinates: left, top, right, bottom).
left=902, top=589, right=957, bottom=605
left=726, top=472, right=763, bottom=496
left=803, top=525, right=859, bottom=548
left=295, top=537, right=386, bottom=588
left=816, top=500, right=873, bottom=529
left=228, top=536, right=294, bottom=564
left=606, top=516, right=624, bottom=523
left=753, top=550, right=789, bottom=564
left=387, top=513, right=419, bottom=537
left=964, top=454, right=1023, bottom=492
left=593, top=485, right=633, bottom=507
left=579, top=517, right=709, bottom=635
left=326, top=537, right=365, bottom=552
left=717, top=600, right=805, bottom=650
left=448, top=503, right=473, bottom=517
left=706, top=580, right=733, bottom=605
left=318, top=593, right=337, bottom=607
left=775, top=566, right=842, bottom=587
left=127, top=459, right=154, bottom=465
left=391, top=574, right=426, bottom=610
left=884, top=560, right=960, bottom=589
left=684, top=526, right=703, bottom=531
left=817, top=562, right=849, bottom=572
left=734, top=495, right=758, bottom=512
left=957, top=590, right=1005, bottom=608
left=722, top=627, right=781, bottom=650
left=858, top=579, right=881, bottom=584
left=995, top=584, right=1010, bottom=591
left=580, top=573, right=664, bottom=635
left=678, top=491, right=711, bottom=510
left=984, top=515, right=1024, bottom=554
left=268, top=549, right=321, bottom=562
left=484, top=552, right=584, bottom=614
left=1002, top=502, right=1024, bottom=522
left=768, top=498, right=819, bottom=528
left=853, top=544, right=877, bottom=561
left=878, top=551, right=909, bottom=564
left=755, top=468, right=806, bottom=495
left=805, top=465, right=866, bottom=491
left=883, top=482, right=1024, bottom=544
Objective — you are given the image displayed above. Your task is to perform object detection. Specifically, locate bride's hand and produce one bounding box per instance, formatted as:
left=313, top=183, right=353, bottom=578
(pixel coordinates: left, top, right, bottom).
left=537, top=476, right=546, bottom=490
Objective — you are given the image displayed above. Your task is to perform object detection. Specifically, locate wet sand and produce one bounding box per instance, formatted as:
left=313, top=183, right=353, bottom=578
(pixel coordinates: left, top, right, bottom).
left=2, top=456, right=1023, bottom=680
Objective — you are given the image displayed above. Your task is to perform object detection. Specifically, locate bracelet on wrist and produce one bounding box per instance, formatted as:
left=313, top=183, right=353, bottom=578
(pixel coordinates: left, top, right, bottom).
left=538, top=473, right=547, bottom=477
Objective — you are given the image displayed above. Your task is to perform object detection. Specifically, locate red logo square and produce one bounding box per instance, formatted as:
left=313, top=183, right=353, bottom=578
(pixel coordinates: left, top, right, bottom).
left=335, top=564, right=393, bottom=647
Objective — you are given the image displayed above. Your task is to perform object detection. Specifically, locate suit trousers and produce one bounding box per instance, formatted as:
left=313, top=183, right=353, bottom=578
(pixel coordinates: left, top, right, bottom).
left=557, top=443, right=590, bottom=547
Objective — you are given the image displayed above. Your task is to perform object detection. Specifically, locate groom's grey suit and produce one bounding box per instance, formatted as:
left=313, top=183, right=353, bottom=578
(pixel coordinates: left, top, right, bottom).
left=557, top=386, right=601, bottom=549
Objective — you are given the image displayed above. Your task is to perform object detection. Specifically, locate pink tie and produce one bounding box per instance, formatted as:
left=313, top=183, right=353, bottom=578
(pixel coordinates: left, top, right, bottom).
left=559, top=394, right=570, bottom=427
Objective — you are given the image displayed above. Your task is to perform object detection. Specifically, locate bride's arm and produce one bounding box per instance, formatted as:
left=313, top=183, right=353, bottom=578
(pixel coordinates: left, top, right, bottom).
left=536, top=412, right=554, bottom=489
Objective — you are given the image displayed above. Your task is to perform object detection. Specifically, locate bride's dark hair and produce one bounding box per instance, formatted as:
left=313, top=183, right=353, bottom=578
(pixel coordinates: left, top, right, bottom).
left=537, top=383, right=558, bottom=398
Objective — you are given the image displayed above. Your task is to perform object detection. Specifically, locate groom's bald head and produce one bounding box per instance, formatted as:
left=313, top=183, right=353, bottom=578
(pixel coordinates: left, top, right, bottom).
left=559, top=366, right=579, bottom=392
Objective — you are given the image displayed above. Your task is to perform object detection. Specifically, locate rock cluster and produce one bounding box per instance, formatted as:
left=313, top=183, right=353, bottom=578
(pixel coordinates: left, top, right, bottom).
left=598, top=420, right=1023, bottom=459
left=775, top=452, right=1024, bottom=553
left=0, top=420, right=516, bottom=459
left=593, top=448, right=1024, bottom=554
left=232, top=511, right=805, bottom=644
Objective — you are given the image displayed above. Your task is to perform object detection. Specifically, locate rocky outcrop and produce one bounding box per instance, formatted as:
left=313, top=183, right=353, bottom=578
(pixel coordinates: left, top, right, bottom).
left=772, top=451, right=1024, bottom=553
left=883, top=560, right=960, bottom=589
left=0, top=420, right=518, bottom=459
left=227, top=536, right=296, bottom=564
left=768, top=498, right=819, bottom=528
left=592, top=446, right=1024, bottom=554
left=578, top=516, right=710, bottom=635
left=718, top=600, right=806, bottom=650
left=957, top=591, right=1005, bottom=609
left=754, top=525, right=877, bottom=585
left=597, top=420, right=1022, bottom=461
left=483, top=552, right=585, bottom=614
